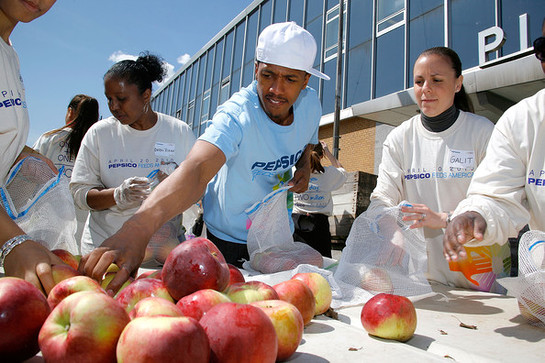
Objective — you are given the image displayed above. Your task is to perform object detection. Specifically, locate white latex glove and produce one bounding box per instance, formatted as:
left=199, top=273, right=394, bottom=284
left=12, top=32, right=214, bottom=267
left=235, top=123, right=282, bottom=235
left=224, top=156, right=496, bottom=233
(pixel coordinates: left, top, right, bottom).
left=113, top=176, right=151, bottom=210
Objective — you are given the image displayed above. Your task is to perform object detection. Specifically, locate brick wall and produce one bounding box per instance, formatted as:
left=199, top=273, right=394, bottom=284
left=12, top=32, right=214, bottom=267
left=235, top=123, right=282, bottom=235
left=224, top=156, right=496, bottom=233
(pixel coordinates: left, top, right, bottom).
left=318, top=117, right=377, bottom=175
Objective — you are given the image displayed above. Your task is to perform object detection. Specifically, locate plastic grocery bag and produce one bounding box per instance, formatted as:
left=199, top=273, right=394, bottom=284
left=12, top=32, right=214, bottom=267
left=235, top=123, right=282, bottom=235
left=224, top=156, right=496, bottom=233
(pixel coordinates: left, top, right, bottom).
left=0, top=156, right=78, bottom=254
left=244, top=186, right=323, bottom=274
left=333, top=202, right=431, bottom=305
left=498, top=230, right=545, bottom=327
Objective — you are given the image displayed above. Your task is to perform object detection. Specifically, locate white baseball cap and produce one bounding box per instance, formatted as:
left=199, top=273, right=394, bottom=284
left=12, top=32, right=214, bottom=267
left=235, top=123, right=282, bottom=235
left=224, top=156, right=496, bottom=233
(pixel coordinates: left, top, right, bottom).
left=256, top=22, right=330, bottom=81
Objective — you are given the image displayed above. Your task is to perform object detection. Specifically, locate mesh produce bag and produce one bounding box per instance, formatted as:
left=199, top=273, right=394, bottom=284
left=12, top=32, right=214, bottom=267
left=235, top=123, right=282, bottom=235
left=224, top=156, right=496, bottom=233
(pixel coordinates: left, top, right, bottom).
left=0, top=156, right=78, bottom=254
left=498, top=230, right=545, bottom=327
left=333, top=203, right=431, bottom=306
left=244, top=186, right=323, bottom=274
left=142, top=167, right=185, bottom=266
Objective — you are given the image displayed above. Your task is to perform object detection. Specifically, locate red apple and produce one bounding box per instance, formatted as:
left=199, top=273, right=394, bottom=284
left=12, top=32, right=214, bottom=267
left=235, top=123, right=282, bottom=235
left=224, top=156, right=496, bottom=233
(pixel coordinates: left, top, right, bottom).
left=161, top=237, right=230, bottom=300
left=360, top=267, right=394, bottom=294
left=176, top=288, right=231, bottom=320
left=51, top=263, right=80, bottom=285
left=0, top=277, right=51, bottom=361
left=251, top=299, right=304, bottom=361
left=274, top=279, right=316, bottom=326
left=200, top=302, right=278, bottom=363
left=117, top=316, right=210, bottom=363
left=39, top=291, right=130, bottom=363
left=47, top=275, right=106, bottom=309
left=360, top=293, right=417, bottom=342
left=292, top=272, right=333, bottom=315
left=227, top=263, right=245, bottom=285
left=129, top=296, right=183, bottom=319
left=224, top=280, right=279, bottom=304
left=51, top=248, right=80, bottom=270
left=116, top=278, right=174, bottom=313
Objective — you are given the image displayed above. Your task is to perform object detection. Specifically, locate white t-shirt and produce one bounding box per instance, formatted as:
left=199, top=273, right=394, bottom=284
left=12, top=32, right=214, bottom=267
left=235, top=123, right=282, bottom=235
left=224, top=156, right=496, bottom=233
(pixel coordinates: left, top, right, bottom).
left=456, top=88, right=545, bottom=245
left=199, top=80, right=321, bottom=244
left=293, top=166, right=348, bottom=215
left=70, top=113, right=196, bottom=251
left=0, top=38, right=29, bottom=183
left=369, top=111, right=509, bottom=291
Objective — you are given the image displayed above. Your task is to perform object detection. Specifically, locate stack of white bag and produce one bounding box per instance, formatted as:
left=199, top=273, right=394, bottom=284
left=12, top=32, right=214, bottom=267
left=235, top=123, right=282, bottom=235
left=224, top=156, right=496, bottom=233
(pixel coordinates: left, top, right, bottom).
left=499, top=230, right=545, bottom=327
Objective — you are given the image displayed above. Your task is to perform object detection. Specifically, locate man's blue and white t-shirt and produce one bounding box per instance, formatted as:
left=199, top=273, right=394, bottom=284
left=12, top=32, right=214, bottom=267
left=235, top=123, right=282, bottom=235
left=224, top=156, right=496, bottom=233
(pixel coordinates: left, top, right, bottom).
left=200, top=80, right=321, bottom=244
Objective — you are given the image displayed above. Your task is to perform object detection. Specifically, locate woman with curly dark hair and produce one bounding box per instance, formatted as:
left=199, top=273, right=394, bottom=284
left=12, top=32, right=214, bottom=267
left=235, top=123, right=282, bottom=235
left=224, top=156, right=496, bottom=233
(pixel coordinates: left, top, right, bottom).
left=70, top=52, right=196, bottom=258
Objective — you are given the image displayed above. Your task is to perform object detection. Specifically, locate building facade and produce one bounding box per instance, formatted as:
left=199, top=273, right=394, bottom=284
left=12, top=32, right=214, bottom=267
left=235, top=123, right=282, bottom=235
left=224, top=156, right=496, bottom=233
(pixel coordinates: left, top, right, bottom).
left=151, top=0, right=545, bottom=175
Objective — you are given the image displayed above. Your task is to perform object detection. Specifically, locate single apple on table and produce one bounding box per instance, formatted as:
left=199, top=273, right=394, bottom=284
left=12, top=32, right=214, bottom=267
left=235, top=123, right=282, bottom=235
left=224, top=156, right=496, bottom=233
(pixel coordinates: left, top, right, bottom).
left=162, top=237, right=230, bottom=300
left=39, top=291, right=130, bottom=363
left=274, top=279, right=316, bottom=326
left=227, top=263, right=245, bottom=285
left=176, top=288, right=231, bottom=321
left=292, top=272, right=333, bottom=316
left=251, top=299, right=304, bottom=361
left=51, top=248, right=80, bottom=270
left=360, top=293, right=417, bottom=342
left=117, top=316, right=210, bottom=363
left=129, top=296, right=183, bottom=319
left=47, top=275, right=106, bottom=310
left=116, top=278, right=174, bottom=313
left=200, top=302, right=278, bottom=363
left=0, top=277, right=51, bottom=362
left=224, top=280, right=279, bottom=304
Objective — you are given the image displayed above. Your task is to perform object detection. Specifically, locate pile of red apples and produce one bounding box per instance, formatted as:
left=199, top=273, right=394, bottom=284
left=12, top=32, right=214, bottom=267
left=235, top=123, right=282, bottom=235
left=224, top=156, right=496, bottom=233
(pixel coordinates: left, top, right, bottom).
left=0, top=237, right=335, bottom=363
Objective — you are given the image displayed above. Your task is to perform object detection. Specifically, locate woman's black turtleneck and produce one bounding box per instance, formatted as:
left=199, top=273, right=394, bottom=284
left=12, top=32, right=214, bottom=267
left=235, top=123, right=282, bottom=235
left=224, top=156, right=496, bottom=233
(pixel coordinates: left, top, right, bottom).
left=420, top=104, right=460, bottom=132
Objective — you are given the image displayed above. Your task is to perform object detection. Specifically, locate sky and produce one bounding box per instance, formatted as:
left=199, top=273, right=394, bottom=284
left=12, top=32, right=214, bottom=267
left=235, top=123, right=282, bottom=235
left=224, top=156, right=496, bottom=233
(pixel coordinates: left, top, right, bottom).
left=11, top=0, right=255, bottom=146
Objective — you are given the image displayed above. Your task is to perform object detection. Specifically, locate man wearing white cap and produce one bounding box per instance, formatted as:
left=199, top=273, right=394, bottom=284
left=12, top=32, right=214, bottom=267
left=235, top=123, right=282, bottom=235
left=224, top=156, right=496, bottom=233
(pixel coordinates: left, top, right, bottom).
left=79, top=22, right=329, bottom=290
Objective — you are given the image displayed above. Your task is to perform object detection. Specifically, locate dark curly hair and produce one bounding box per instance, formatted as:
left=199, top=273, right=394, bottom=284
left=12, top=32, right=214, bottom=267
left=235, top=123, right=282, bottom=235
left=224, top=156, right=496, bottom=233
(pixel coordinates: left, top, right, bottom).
left=104, top=51, right=166, bottom=94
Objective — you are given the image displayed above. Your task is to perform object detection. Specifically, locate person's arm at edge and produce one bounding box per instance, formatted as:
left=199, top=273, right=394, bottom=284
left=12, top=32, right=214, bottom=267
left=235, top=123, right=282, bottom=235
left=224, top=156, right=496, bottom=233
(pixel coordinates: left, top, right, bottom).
left=79, top=140, right=226, bottom=293
left=321, top=141, right=343, bottom=169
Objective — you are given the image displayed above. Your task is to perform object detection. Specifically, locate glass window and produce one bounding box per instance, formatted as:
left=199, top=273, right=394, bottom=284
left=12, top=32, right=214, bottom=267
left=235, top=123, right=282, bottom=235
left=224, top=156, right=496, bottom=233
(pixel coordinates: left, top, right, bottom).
left=273, top=0, right=287, bottom=23
left=500, top=1, right=545, bottom=56
left=220, top=77, right=231, bottom=105
left=321, top=60, right=339, bottom=114
left=346, top=41, right=372, bottom=105
left=377, top=0, right=404, bottom=20
left=306, top=0, right=324, bottom=23
left=260, top=0, right=272, bottom=33
left=204, top=48, right=215, bottom=91
left=193, top=95, right=201, bottom=134
left=196, top=56, right=206, bottom=99
left=201, top=89, right=211, bottom=122
left=450, top=0, right=495, bottom=68
left=324, top=1, right=347, bottom=62
left=348, top=0, right=373, bottom=48
left=243, top=10, right=259, bottom=87
left=306, top=18, right=323, bottom=69
left=288, top=0, right=304, bottom=25
left=222, top=31, right=234, bottom=79
left=210, top=83, right=219, bottom=117
left=187, top=100, right=195, bottom=130
left=177, top=73, right=186, bottom=118
left=231, top=23, right=244, bottom=94
left=409, top=0, right=442, bottom=17
left=408, top=3, right=443, bottom=83
left=375, top=26, right=404, bottom=98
